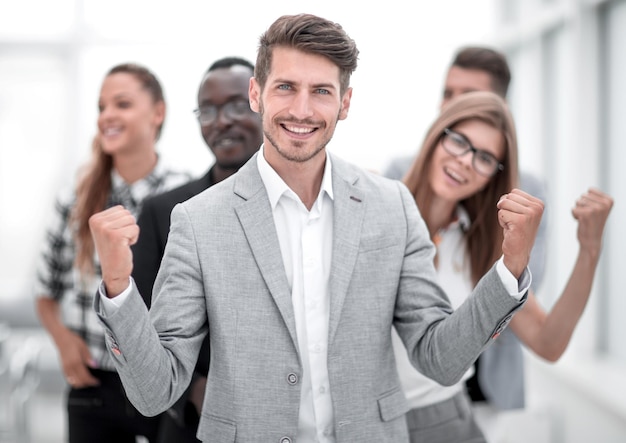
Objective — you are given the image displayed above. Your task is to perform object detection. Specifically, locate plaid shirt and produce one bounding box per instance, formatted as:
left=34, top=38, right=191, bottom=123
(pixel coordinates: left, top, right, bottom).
left=35, top=160, right=190, bottom=370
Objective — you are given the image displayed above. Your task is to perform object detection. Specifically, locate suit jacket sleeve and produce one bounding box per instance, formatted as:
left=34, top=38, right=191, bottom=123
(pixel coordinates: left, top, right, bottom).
left=392, top=182, right=527, bottom=386
left=166, top=336, right=210, bottom=428
left=95, top=203, right=208, bottom=417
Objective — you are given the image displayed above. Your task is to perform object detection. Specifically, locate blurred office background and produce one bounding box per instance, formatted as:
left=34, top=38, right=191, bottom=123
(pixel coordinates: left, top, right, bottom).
left=0, top=0, right=624, bottom=441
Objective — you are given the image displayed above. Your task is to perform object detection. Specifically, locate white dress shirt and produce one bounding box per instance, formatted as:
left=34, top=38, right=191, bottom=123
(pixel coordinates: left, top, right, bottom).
left=257, top=146, right=336, bottom=443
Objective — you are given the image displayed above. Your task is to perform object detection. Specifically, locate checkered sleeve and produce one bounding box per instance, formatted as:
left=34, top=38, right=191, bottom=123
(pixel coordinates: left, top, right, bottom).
left=34, top=190, right=77, bottom=301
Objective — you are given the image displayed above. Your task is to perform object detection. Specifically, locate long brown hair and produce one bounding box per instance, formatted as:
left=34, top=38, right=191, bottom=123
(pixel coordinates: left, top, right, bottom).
left=403, top=91, right=519, bottom=285
left=72, top=63, right=165, bottom=276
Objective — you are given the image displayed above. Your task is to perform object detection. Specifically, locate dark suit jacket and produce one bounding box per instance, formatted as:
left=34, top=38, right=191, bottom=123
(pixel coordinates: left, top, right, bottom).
left=133, top=169, right=215, bottom=303
left=132, top=168, right=215, bottom=433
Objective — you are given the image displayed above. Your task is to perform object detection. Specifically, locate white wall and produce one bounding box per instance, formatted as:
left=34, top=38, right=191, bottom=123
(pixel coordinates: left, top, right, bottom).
left=493, top=0, right=626, bottom=441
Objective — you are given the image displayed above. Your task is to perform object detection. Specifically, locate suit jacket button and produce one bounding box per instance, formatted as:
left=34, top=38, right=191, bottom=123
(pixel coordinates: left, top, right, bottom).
left=287, top=373, right=298, bottom=385
left=280, top=437, right=292, bottom=443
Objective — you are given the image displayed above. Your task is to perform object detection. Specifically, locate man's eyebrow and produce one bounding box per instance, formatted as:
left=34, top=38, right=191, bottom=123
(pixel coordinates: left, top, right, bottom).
left=270, top=78, right=338, bottom=90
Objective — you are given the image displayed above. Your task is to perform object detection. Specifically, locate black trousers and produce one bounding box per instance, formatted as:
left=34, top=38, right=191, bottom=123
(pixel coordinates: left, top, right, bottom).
left=157, top=411, right=201, bottom=443
left=67, top=368, right=161, bottom=443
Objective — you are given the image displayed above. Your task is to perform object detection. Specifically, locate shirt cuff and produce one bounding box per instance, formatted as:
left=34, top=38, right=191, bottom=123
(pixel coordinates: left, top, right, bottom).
left=495, top=256, right=532, bottom=301
left=98, top=278, right=133, bottom=315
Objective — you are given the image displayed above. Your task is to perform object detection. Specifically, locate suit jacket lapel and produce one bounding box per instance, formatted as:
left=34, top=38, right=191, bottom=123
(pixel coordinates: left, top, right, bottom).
left=232, top=156, right=299, bottom=352
left=328, top=156, right=366, bottom=344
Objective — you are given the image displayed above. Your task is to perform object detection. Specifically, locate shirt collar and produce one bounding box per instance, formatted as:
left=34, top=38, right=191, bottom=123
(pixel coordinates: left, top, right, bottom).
left=454, top=205, right=471, bottom=232
left=256, top=144, right=334, bottom=209
left=111, top=156, right=166, bottom=199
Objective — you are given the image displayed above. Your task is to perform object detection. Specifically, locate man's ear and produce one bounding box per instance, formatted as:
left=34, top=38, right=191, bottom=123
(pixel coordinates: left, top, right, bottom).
left=338, top=87, right=352, bottom=120
left=249, top=77, right=260, bottom=113
left=153, top=100, right=166, bottom=130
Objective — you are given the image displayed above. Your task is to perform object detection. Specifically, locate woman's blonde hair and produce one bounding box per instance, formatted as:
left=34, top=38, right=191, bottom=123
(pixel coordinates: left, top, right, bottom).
left=403, top=91, right=519, bottom=285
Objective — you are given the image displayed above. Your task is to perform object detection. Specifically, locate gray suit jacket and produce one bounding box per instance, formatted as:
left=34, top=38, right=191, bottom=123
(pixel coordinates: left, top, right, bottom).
left=95, top=153, right=525, bottom=442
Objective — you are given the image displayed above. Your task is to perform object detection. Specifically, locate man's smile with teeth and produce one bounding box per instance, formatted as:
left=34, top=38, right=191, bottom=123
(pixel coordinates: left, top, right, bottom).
left=215, top=137, right=237, bottom=147
left=284, top=124, right=315, bottom=134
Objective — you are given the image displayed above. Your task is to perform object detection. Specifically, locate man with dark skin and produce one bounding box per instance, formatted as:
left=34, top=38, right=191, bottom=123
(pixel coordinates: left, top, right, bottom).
left=131, top=56, right=262, bottom=443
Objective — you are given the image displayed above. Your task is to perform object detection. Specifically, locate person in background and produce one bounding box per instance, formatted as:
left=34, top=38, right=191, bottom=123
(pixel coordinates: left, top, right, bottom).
left=384, top=45, right=549, bottom=426
left=384, top=46, right=548, bottom=289
left=35, top=63, right=189, bottom=443
left=88, top=14, right=542, bottom=442
left=132, top=56, right=262, bottom=443
left=393, top=90, right=613, bottom=442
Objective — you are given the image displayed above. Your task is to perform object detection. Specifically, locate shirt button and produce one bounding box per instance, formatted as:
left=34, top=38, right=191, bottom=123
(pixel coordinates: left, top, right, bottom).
left=280, top=437, right=292, bottom=443
left=287, top=373, right=298, bottom=385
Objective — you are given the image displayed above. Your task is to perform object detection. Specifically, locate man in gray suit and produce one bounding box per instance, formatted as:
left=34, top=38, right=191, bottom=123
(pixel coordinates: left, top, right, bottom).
left=89, top=14, right=543, bottom=443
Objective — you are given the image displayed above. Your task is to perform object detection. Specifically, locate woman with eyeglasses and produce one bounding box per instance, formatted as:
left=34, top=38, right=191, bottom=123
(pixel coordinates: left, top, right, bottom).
left=392, top=91, right=613, bottom=443
left=35, top=63, right=190, bottom=443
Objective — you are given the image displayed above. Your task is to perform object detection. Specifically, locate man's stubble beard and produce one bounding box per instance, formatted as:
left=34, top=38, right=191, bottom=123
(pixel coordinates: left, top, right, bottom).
left=259, top=100, right=341, bottom=164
